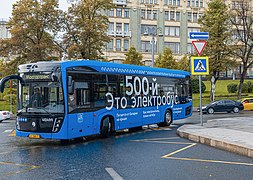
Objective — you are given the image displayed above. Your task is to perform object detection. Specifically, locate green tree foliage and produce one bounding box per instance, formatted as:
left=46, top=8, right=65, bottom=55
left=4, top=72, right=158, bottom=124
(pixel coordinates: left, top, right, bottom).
left=198, top=0, right=233, bottom=100
left=155, top=47, right=177, bottom=69
left=123, top=47, right=143, bottom=65
left=178, top=55, right=190, bottom=72
left=191, top=79, right=206, bottom=93
left=63, top=0, right=114, bottom=60
left=229, top=1, right=253, bottom=99
left=0, top=0, right=63, bottom=66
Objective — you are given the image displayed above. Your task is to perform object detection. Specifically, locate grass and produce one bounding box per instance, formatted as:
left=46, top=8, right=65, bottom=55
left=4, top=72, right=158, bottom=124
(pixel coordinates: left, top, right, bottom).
left=193, top=79, right=253, bottom=107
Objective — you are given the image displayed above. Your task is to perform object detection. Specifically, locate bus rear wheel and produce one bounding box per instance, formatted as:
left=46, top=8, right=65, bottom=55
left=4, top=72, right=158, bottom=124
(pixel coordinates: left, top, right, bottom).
left=158, top=110, right=172, bottom=127
left=100, top=117, right=112, bottom=138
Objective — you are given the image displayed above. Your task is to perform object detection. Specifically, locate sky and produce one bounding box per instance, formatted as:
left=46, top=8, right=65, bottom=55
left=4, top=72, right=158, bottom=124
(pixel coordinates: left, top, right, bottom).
left=0, top=0, right=70, bottom=20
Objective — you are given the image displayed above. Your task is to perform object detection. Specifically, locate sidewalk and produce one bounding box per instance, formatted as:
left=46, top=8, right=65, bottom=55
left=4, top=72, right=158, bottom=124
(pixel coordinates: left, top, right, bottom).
left=177, top=117, right=253, bottom=158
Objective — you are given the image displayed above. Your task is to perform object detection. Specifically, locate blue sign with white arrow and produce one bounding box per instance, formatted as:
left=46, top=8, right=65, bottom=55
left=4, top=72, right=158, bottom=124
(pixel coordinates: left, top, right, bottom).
left=189, top=32, right=209, bottom=40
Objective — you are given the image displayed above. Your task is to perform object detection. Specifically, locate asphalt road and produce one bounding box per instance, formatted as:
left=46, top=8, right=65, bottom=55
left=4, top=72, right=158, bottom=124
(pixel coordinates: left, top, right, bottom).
left=0, top=112, right=253, bottom=180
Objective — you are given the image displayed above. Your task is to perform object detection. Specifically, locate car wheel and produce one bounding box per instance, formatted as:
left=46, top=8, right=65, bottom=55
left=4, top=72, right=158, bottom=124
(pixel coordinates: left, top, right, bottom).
left=207, top=108, right=214, bottom=114
left=233, top=107, right=239, bottom=113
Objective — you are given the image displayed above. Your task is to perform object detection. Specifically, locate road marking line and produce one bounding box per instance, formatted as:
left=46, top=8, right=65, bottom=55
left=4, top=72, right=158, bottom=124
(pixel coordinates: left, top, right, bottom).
left=162, top=143, right=197, bottom=158
left=3, top=130, right=13, bottom=133
left=165, top=157, right=253, bottom=166
left=8, top=130, right=16, bottom=136
left=132, top=137, right=253, bottom=167
left=0, top=161, right=40, bottom=178
left=131, top=137, right=180, bottom=141
left=105, top=168, right=123, bottom=180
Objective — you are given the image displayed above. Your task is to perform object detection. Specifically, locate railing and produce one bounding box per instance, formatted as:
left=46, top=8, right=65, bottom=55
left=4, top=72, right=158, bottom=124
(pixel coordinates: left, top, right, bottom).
left=113, top=0, right=127, bottom=6
left=107, top=30, right=132, bottom=37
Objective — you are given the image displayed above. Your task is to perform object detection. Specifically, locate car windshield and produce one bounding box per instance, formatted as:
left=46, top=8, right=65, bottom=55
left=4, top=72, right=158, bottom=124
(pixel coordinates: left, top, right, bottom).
left=20, top=81, right=64, bottom=114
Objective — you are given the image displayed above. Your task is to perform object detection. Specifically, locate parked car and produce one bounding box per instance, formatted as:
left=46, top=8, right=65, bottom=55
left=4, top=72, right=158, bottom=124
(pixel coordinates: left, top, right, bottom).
left=241, top=98, right=253, bottom=110
left=0, top=113, right=4, bottom=123
left=199, top=100, right=244, bottom=114
left=0, top=110, right=11, bottom=120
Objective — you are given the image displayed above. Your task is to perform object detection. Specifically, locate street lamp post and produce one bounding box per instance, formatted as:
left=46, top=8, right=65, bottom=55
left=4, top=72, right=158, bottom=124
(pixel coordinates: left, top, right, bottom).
left=144, top=27, right=163, bottom=67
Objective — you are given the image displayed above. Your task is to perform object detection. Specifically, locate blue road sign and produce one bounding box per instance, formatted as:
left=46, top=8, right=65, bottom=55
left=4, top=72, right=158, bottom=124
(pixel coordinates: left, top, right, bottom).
left=189, top=32, right=209, bottom=40
left=191, top=56, right=209, bottom=75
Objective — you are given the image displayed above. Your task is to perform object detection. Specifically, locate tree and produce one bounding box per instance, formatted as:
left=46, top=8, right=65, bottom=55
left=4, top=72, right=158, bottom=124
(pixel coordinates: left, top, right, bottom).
left=178, top=55, right=190, bottom=72
left=123, top=47, right=143, bottom=65
left=198, top=0, right=234, bottom=101
left=62, top=0, right=114, bottom=60
left=229, top=0, right=253, bottom=99
left=0, top=0, right=63, bottom=65
left=155, top=47, right=177, bottom=69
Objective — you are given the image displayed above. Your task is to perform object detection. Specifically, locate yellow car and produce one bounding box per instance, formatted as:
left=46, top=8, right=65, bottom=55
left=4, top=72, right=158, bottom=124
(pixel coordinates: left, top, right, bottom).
left=242, top=98, right=253, bottom=110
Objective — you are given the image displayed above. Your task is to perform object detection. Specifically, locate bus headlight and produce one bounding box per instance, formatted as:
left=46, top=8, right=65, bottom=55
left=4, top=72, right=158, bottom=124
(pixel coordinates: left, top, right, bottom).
left=52, top=117, right=63, bottom=132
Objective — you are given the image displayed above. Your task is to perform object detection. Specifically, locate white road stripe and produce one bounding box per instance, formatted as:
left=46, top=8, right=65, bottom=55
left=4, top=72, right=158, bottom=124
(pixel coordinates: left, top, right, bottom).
left=105, top=168, right=123, bottom=180
left=3, top=130, right=14, bottom=133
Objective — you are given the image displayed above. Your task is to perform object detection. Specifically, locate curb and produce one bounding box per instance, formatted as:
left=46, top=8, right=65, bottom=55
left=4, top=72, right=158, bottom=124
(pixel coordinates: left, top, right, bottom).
left=177, top=127, right=253, bottom=158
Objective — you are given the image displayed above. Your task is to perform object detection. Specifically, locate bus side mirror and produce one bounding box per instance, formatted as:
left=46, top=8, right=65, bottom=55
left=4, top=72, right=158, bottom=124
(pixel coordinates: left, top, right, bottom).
left=68, top=76, right=74, bottom=95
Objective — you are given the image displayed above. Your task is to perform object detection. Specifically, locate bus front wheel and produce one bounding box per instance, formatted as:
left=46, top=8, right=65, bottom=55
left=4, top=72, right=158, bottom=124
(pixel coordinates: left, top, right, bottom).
left=158, top=110, right=172, bottom=127
left=100, top=117, right=112, bottom=138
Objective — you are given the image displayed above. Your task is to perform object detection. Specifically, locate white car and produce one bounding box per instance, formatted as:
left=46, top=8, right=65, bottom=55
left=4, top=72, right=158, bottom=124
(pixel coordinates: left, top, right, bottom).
left=0, top=110, right=11, bottom=120
left=0, top=113, right=4, bottom=123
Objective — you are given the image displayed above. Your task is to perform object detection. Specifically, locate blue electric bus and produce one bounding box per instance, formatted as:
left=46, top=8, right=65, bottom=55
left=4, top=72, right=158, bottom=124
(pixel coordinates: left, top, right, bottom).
left=0, top=60, right=192, bottom=140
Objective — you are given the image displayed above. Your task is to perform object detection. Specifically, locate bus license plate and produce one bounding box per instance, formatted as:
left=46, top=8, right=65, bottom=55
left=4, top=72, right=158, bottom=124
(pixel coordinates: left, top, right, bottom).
left=29, top=134, right=40, bottom=139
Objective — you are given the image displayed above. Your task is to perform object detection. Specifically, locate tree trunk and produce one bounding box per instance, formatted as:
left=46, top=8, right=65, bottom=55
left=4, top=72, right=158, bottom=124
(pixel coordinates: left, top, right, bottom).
left=237, top=67, right=247, bottom=99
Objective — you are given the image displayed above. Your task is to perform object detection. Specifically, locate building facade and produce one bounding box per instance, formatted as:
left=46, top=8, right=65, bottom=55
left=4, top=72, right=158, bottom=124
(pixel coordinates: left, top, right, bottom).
left=104, top=0, right=209, bottom=65
left=0, top=19, right=10, bottom=39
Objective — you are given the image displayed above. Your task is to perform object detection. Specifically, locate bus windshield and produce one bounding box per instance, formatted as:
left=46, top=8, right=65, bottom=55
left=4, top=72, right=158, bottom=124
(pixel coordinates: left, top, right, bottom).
left=20, top=81, right=64, bottom=114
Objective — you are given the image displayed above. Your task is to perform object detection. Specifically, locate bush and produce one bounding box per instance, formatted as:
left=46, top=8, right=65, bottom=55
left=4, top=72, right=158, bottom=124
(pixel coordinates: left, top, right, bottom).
left=246, top=81, right=253, bottom=93
left=191, top=79, right=206, bottom=93
left=227, top=83, right=237, bottom=93
left=241, top=83, right=248, bottom=93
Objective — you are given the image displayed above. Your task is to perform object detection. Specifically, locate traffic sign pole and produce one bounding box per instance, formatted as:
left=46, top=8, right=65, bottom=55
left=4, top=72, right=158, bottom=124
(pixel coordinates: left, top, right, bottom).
left=199, top=75, right=203, bottom=126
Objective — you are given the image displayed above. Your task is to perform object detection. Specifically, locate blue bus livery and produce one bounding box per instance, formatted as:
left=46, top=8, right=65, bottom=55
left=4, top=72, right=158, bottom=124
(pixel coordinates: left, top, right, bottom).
left=0, top=60, right=192, bottom=140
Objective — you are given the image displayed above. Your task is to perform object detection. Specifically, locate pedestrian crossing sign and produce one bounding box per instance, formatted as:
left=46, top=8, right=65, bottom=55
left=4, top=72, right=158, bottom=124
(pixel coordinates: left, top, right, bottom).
left=191, top=56, right=209, bottom=75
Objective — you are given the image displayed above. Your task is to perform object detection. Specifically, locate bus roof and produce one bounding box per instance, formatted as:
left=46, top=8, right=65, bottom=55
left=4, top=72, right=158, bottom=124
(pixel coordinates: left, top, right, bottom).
left=61, top=60, right=190, bottom=79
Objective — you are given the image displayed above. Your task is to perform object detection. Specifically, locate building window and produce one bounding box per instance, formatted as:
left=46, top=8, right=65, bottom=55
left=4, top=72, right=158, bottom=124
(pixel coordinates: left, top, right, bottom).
left=107, top=40, right=113, bottom=50
left=153, top=10, right=157, bottom=20
left=116, top=39, right=121, bottom=51
left=176, top=12, right=180, bottom=21
left=177, top=0, right=180, bottom=6
left=124, top=23, right=129, bottom=32
left=192, top=0, right=195, bottom=7
left=200, top=0, right=203, bottom=7
left=109, top=22, right=114, bottom=32
left=164, top=0, right=168, bottom=4
left=124, top=8, right=129, bottom=18
left=150, top=0, right=153, bottom=4
left=193, top=13, right=198, bottom=22
left=188, top=12, right=192, bottom=22
left=147, top=10, right=152, bottom=19
left=116, top=8, right=122, bottom=17
left=187, top=43, right=195, bottom=54
left=141, top=9, right=146, bottom=19
left=169, top=0, right=172, bottom=5
left=116, top=23, right=122, bottom=32
left=124, top=39, right=129, bottom=51
left=187, top=0, right=190, bottom=7
left=196, top=0, right=199, bottom=7
left=170, top=11, right=175, bottom=21
left=141, top=41, right=157, bottom=52
left=165, top=11, right=169, bottom=20
left=165, top=26, right=180, bottom=36
left=165, top=42, right=180, bottom=54
left=141, top=25, right=157, bottom=35
left=173, top=0, right=176, bottom=6
left=154, top=0, right=157, bottom=4
left=109, top=9, right=114, bottom=17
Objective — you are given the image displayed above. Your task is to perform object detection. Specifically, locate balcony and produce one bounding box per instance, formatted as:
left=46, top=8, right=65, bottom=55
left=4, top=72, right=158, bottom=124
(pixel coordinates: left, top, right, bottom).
left=108, top=30, right=132, bottom=37
left=113, top=0, right=127, bottom=6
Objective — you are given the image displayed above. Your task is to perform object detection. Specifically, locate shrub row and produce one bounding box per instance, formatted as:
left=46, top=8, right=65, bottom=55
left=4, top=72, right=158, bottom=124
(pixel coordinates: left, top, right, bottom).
left=227, top=81, right=253, bottom=93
